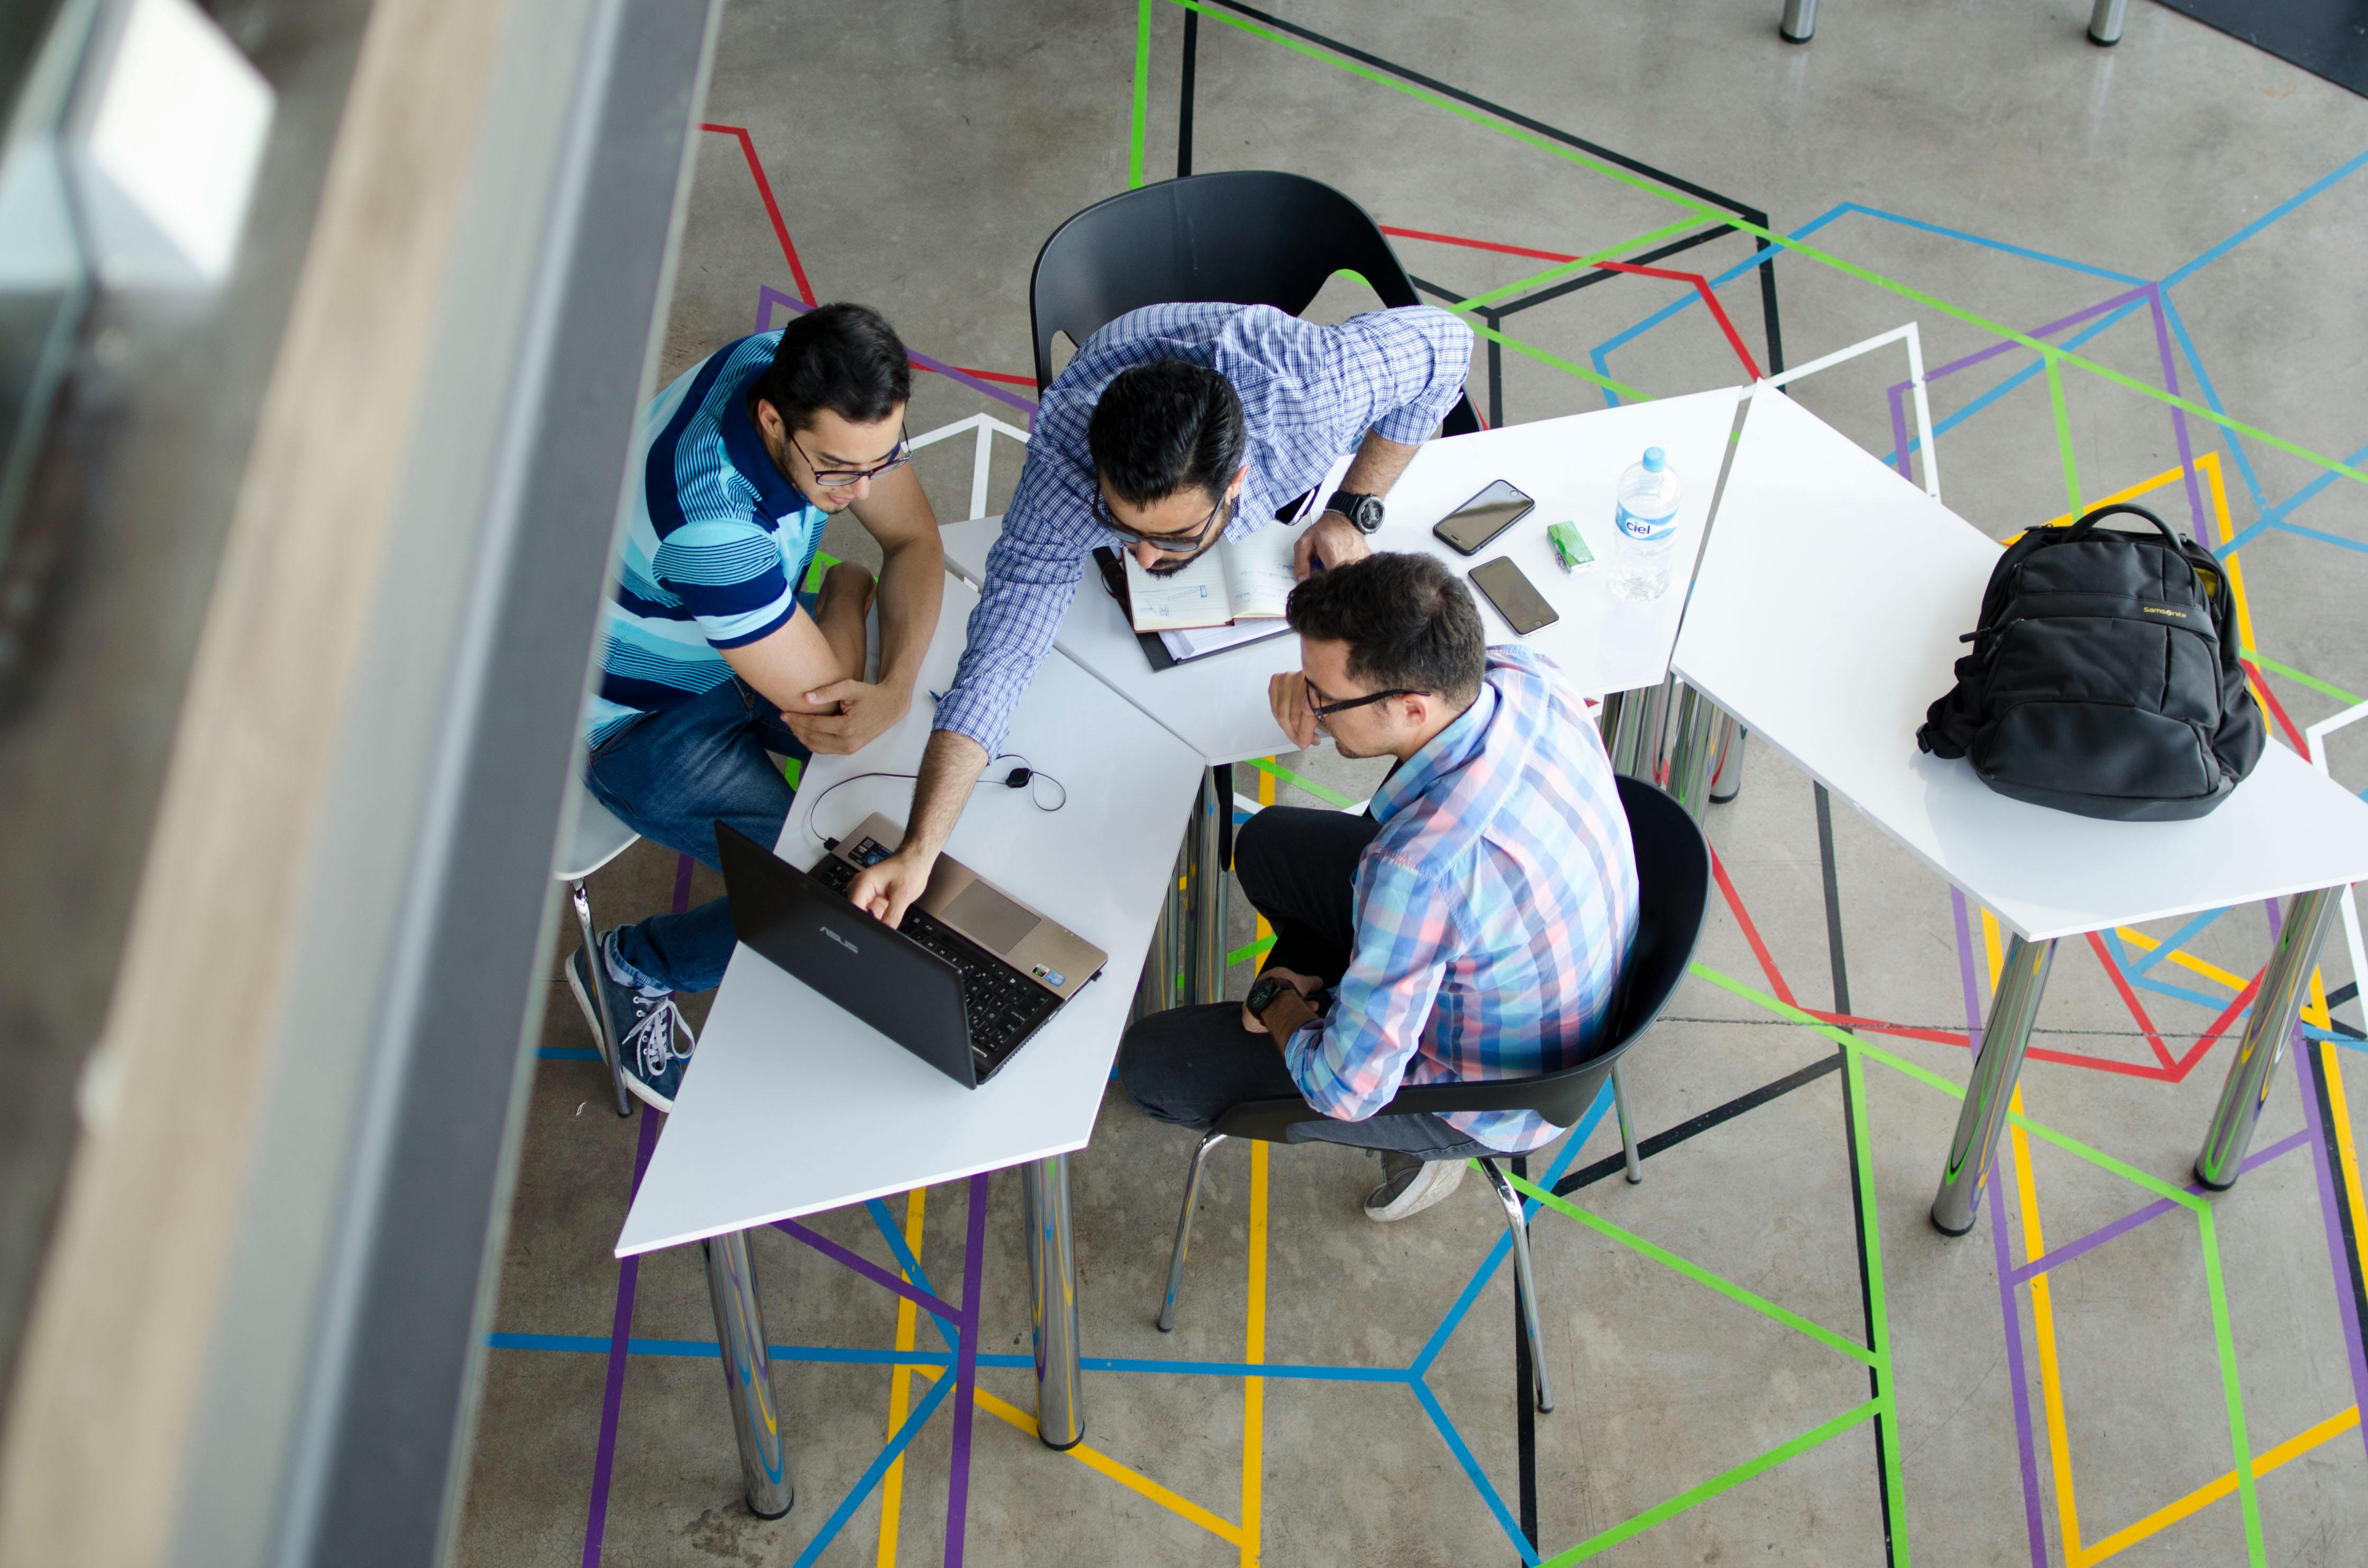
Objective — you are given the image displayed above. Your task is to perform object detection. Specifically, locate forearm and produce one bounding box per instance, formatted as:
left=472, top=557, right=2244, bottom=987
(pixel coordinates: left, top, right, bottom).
left=901, top=728, right=990, bottom=861
left=1335, top=431, right=1420, bottom=502
left=1261, top=991, right=1320, bottom=1051
left=871, top=529, right=945, bottom=695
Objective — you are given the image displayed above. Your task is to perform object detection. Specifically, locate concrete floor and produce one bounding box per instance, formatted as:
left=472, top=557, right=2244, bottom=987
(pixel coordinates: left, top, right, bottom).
left=458, top=2, right=2368, bottom=1563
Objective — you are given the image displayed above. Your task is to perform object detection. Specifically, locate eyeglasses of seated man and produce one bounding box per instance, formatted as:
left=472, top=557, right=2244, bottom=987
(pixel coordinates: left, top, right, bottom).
left=1269, top=638, right=1436, bottom=762
left=754, top=400, right=912, bottom=512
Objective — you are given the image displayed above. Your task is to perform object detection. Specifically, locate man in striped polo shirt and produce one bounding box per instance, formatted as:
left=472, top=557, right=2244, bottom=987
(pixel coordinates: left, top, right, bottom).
left=1118, top=553, right=1639, bottom=1222
left=569, top=303, right=944, bottom=1110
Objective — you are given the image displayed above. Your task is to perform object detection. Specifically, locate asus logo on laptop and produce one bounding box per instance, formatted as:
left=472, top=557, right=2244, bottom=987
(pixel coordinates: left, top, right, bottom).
left=820, top=926, right=858, bottom=955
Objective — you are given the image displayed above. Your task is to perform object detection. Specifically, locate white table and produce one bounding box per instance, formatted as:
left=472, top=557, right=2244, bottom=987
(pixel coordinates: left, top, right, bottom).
left=939, top=385, right=1745, bottom=764
left=1672, top=387, right=2368, bottom=1232
left=614, top=574, right=1204, bottom=1510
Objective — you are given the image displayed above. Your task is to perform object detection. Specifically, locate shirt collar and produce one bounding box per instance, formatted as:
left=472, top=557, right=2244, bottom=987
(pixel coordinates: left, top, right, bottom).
left=720, top=381, right=816, bottom=520
left=1370, top=677, right=1500, bottom=827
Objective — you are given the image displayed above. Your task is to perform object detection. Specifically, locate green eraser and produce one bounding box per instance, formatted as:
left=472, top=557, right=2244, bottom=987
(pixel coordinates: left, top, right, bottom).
left=1548, top=521, right=1593, bottom=572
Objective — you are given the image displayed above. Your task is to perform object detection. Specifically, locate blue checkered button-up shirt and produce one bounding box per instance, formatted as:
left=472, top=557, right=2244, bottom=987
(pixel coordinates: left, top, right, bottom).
left=932, top=301, right=1474, bottom=753
left=1285, top=646, right=1641, bottom=1153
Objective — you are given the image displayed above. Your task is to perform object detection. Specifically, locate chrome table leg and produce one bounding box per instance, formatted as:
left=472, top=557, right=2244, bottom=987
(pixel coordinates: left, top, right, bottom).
left=569, top=881, right=633, bottom=1118
left=1157, top=1132, right=1227, bottom=1332
left=703, top=1230, right=792, bottom=1518
left=1024, top=1153, right=1086, bottom=1449
left=2195, top=887, right=2343, bottom=1189
left=1931, top=934, right=2056, bottom=1236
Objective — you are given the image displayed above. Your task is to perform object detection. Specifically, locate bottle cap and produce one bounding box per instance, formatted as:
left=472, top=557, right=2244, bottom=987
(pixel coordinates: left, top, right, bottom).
left=1641, top=447, right=1666, bottom=472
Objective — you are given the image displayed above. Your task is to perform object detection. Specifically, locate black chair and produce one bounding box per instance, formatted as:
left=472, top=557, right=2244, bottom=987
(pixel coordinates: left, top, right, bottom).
left=1028, top=169, right=1482, bottom=437
left=1153, top=776, right=1712, bottom=1413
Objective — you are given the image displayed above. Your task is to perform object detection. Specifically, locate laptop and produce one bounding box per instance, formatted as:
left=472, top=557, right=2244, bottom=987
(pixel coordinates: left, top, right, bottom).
left=715, top=816, right=1107, bottom=1088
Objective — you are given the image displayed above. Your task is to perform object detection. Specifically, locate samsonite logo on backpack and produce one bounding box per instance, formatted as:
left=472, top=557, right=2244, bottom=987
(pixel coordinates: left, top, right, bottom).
left=1915, top=502, right=2264, bottom=822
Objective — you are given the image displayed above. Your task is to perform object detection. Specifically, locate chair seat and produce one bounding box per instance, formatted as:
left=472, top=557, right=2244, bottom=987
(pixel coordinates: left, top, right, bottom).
left=556, top=780, right=639, bottom=883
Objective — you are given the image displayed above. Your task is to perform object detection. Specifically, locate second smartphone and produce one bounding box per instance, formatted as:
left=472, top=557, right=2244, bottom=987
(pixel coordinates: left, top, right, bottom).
left=1432, top=479, right=1534, bottom=555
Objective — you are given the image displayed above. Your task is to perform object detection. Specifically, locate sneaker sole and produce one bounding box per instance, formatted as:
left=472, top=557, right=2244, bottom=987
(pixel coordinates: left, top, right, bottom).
left=1365, top=1158, right=1468, bottom=1222
left=565, top=952, right=674, bottom=1114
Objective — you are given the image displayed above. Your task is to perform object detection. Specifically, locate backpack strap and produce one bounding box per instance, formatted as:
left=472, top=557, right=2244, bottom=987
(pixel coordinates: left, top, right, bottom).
left=2061, top=502, right=2181, bottom=548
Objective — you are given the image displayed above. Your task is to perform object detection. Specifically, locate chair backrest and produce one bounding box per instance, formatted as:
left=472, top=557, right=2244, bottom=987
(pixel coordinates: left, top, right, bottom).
left=1213, top=774, right=1710, bottom=1143
left=1029, top=170, right=1479, bottom=436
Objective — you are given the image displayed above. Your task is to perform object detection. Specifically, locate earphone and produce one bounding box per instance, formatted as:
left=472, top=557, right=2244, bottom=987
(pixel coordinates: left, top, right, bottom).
left=802, top=752, right=1066, bottom=848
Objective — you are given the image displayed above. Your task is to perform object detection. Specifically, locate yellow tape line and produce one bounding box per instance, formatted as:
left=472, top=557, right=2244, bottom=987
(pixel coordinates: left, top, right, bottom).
left=875, top=1187, right=928, bottom=1568
left=2077, top=1406, right=2360, bottom=1564
left=1242, top=1140, right=1269, bottom=1566
left=2322, top=1039, right=2368, bottom=1307
left=914, top=1372, right=1247, bottom=1546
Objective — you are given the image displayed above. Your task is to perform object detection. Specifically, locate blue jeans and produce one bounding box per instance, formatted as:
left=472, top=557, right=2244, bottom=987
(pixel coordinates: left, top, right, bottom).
left=582, top=677, right=808, bottom=994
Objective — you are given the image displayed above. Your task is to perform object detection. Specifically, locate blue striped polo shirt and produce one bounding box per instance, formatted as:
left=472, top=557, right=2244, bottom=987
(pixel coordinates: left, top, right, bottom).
left=584, top=331, right=824, bottom=747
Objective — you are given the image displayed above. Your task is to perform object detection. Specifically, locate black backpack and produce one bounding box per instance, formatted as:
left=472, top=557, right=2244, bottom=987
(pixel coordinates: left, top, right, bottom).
left=1916, top=503, right=2263, bottom=821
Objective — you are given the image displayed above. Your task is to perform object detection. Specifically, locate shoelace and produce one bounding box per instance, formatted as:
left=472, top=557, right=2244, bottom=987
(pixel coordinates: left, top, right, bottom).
left=621, top=996, right=696, bottom=1078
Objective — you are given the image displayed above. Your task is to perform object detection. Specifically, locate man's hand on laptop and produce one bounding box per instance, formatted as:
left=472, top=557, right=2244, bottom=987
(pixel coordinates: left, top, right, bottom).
left=784, top=675, right=911, bottom=755
left=848, top=848, right=934, bottom=929
left=1268, top=671, right=1322, bottom=750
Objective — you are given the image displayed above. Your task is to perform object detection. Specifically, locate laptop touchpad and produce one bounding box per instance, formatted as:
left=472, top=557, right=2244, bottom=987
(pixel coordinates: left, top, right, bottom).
left=943, top=881, right=1041, bottom=955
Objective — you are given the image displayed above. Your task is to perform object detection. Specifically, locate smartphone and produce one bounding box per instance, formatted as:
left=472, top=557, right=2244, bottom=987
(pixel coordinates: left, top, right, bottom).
left=1432, top=479, right=1535, bottom=556
left=1469, top=556, right=1560, bottom=636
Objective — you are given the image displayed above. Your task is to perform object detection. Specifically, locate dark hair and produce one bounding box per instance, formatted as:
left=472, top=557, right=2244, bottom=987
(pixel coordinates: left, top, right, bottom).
left=1086, top=360, right=1246, bottom=507
left=745, top=302, right=912, bottom=432
left=1285, top=552, right=1486, bottom=706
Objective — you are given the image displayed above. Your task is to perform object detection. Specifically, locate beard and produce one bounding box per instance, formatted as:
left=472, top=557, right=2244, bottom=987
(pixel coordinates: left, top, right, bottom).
left=1141, top=530, right=1226, bottom=576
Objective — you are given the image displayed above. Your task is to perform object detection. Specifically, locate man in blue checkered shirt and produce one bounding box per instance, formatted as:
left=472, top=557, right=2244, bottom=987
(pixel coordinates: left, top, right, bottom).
left=847, top=300, right=1474, bottom=925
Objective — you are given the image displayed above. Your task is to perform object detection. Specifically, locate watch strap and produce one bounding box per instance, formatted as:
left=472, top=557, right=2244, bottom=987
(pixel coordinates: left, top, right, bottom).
left=1325, top=491, right=1385, bottom=534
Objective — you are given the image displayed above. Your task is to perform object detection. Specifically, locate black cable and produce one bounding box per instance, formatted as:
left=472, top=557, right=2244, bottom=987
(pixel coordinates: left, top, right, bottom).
left=802, top=753, right=1065, bottom=848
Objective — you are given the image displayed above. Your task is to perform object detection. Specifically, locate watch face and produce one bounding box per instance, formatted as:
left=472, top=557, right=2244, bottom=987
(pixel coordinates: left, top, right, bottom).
left=1350, top=496, right=1384, bottom=533
left=1247, top=975, right=1285, bottom=1015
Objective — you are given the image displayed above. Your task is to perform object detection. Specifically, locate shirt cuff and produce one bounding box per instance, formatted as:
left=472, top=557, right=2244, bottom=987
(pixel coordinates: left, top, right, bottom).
left=928, top=681, right=1010, bottom=755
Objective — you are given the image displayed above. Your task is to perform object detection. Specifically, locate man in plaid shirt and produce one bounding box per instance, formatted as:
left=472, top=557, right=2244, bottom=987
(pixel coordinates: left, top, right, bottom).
left=1119, top=553, right=1640, bottom=1221
left=845, top=301, right=1472, bottom=928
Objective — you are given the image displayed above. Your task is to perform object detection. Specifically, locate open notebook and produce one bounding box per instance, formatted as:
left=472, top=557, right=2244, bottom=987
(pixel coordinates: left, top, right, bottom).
left=1092, top=515, right=1318, bottom=671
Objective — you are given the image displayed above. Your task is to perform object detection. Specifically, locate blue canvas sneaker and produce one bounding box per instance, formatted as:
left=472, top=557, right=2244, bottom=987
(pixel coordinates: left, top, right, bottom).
left=566, top=938, right=694, bottom=1112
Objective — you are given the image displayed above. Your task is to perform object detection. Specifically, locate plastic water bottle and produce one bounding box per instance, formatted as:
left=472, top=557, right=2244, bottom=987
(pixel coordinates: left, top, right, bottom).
left=1610, top=447, right=1681, bottom=602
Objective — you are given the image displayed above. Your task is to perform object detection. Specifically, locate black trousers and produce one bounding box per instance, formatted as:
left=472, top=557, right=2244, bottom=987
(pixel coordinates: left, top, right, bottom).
left=1115, top=808, right=1495, bottom=1159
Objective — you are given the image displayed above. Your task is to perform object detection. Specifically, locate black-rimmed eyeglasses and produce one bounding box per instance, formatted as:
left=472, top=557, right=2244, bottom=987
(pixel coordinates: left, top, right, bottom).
left=1306, top=683, right=1429, bottom=724
left=1091, top=486, right=1236, bottom=552
left=791, top=422, right=912, bottom=489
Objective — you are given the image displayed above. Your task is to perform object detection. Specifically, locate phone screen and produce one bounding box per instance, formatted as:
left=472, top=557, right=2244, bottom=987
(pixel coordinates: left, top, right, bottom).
left=1468, top=556, right=1560, bottom=636
left=1432, top=480, right=1535, bottom=555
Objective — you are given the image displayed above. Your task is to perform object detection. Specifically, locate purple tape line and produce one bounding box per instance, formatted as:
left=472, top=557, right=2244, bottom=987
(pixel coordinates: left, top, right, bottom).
left=1885, top=284, right=2154, bottom=472
left=773, top=1216, right=964, bottom=1323
left=756, top=286, right=1038, bottom=418
left=1888, top=383, right=1914, bottom=484
left=943, top=1172, right=989, bottom=1568
left=2292, top=1025, right=2368, bottom=1461
left=582, top=1065, right=666, bottom=1566
left=2143, top=287, right=2210, bottom=536
left=1955, top=888, right=2050, bottom=1568
left=2010, top=1130, right=2309, bottom=1284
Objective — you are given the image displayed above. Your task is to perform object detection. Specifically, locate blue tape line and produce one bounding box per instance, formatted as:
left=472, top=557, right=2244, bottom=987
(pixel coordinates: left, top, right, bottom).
left=792, top=1362, right=956, bottom=1568
left=487, top=1333, right=1415, bottom=1383
left=1412, top=1377, right=1541, bottom=1565
left=1882, top=300, right=2149, bottom=469
left=1410, top=1084, right=1610, bottom=1377
left=866, top=1198, right=959, bottom=1352
left=2161, top=144, right=2368, bottom=288
left=2124, top=906, right=2229, bottom=978
left=2275, top=518, right=2368, bottom=557
left=1834, top=201, right=2145, bottom=285
left=538, top=1047, right=601, bottom=1062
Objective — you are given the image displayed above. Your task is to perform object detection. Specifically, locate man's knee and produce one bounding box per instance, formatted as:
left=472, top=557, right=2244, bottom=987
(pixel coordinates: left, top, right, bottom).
left=1233, top=806, right=1299, bottom=907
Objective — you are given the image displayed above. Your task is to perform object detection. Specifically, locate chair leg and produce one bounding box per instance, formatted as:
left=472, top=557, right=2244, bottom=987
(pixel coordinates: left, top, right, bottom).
left=1612, top=1065, right=1642, bottom=1185
left=1478, top=1158, right=1553, bottom=1413
left=1157, top=1132, right=1227, bottom=1333
left=569, top=881, right=634, bottom=1119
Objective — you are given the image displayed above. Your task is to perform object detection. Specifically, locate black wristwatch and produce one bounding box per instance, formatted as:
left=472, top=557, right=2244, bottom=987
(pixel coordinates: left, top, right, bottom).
left=1245, top=973, right=1295, bottom=1021
left=1324, top=491, right=1385, bottom=534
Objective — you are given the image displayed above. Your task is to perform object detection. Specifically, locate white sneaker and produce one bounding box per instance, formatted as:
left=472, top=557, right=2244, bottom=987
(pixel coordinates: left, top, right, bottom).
left=1364, top=1151, right=1468, bottom=1222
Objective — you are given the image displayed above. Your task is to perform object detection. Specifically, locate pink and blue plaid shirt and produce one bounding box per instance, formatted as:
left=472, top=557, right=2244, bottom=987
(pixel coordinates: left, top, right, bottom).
left=1284, top=645, right=1640, bottom=1153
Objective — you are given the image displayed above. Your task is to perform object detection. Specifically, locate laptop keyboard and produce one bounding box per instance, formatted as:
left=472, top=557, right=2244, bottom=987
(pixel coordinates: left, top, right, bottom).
left=809, top=854, right=1058, bottom=1068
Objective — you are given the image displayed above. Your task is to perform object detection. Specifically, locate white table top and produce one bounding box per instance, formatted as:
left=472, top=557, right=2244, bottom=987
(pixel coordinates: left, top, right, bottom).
left=940, top=387, right=1744, bottom=763
left=1672, top=387, right=2368, bottom=942
left=615, top=574, right=1204, bottom=1257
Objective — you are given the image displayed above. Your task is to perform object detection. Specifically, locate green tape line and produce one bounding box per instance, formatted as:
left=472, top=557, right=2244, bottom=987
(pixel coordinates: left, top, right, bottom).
left=2046, top=355, right=2082, bottom=520
left=1448, top=217, right=1702, bottom=313
left=1227, top=932, right=1277, bottom=969
left=1504, top=1172, right=1874, bottom=1366
left=1167, top=0, right=2368, bottom=493
left=1129, top=0, right=1153, bottom=189
left=1539, top=1399, right=1881, bottom=1566
left=2198, top=1207, right=2267, bottom=1567
left=2247, top=653, right=2363, bottom=708
left=1239, top=756, right=1357, bottom=809
left=1844, top=1040, right=1910, bottom=1565
left=782, top=755, right=802, bottom=788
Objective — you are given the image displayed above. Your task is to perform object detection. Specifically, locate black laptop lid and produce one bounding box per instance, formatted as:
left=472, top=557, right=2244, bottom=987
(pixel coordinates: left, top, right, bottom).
left=715, top=823, right=978, bottom=1088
